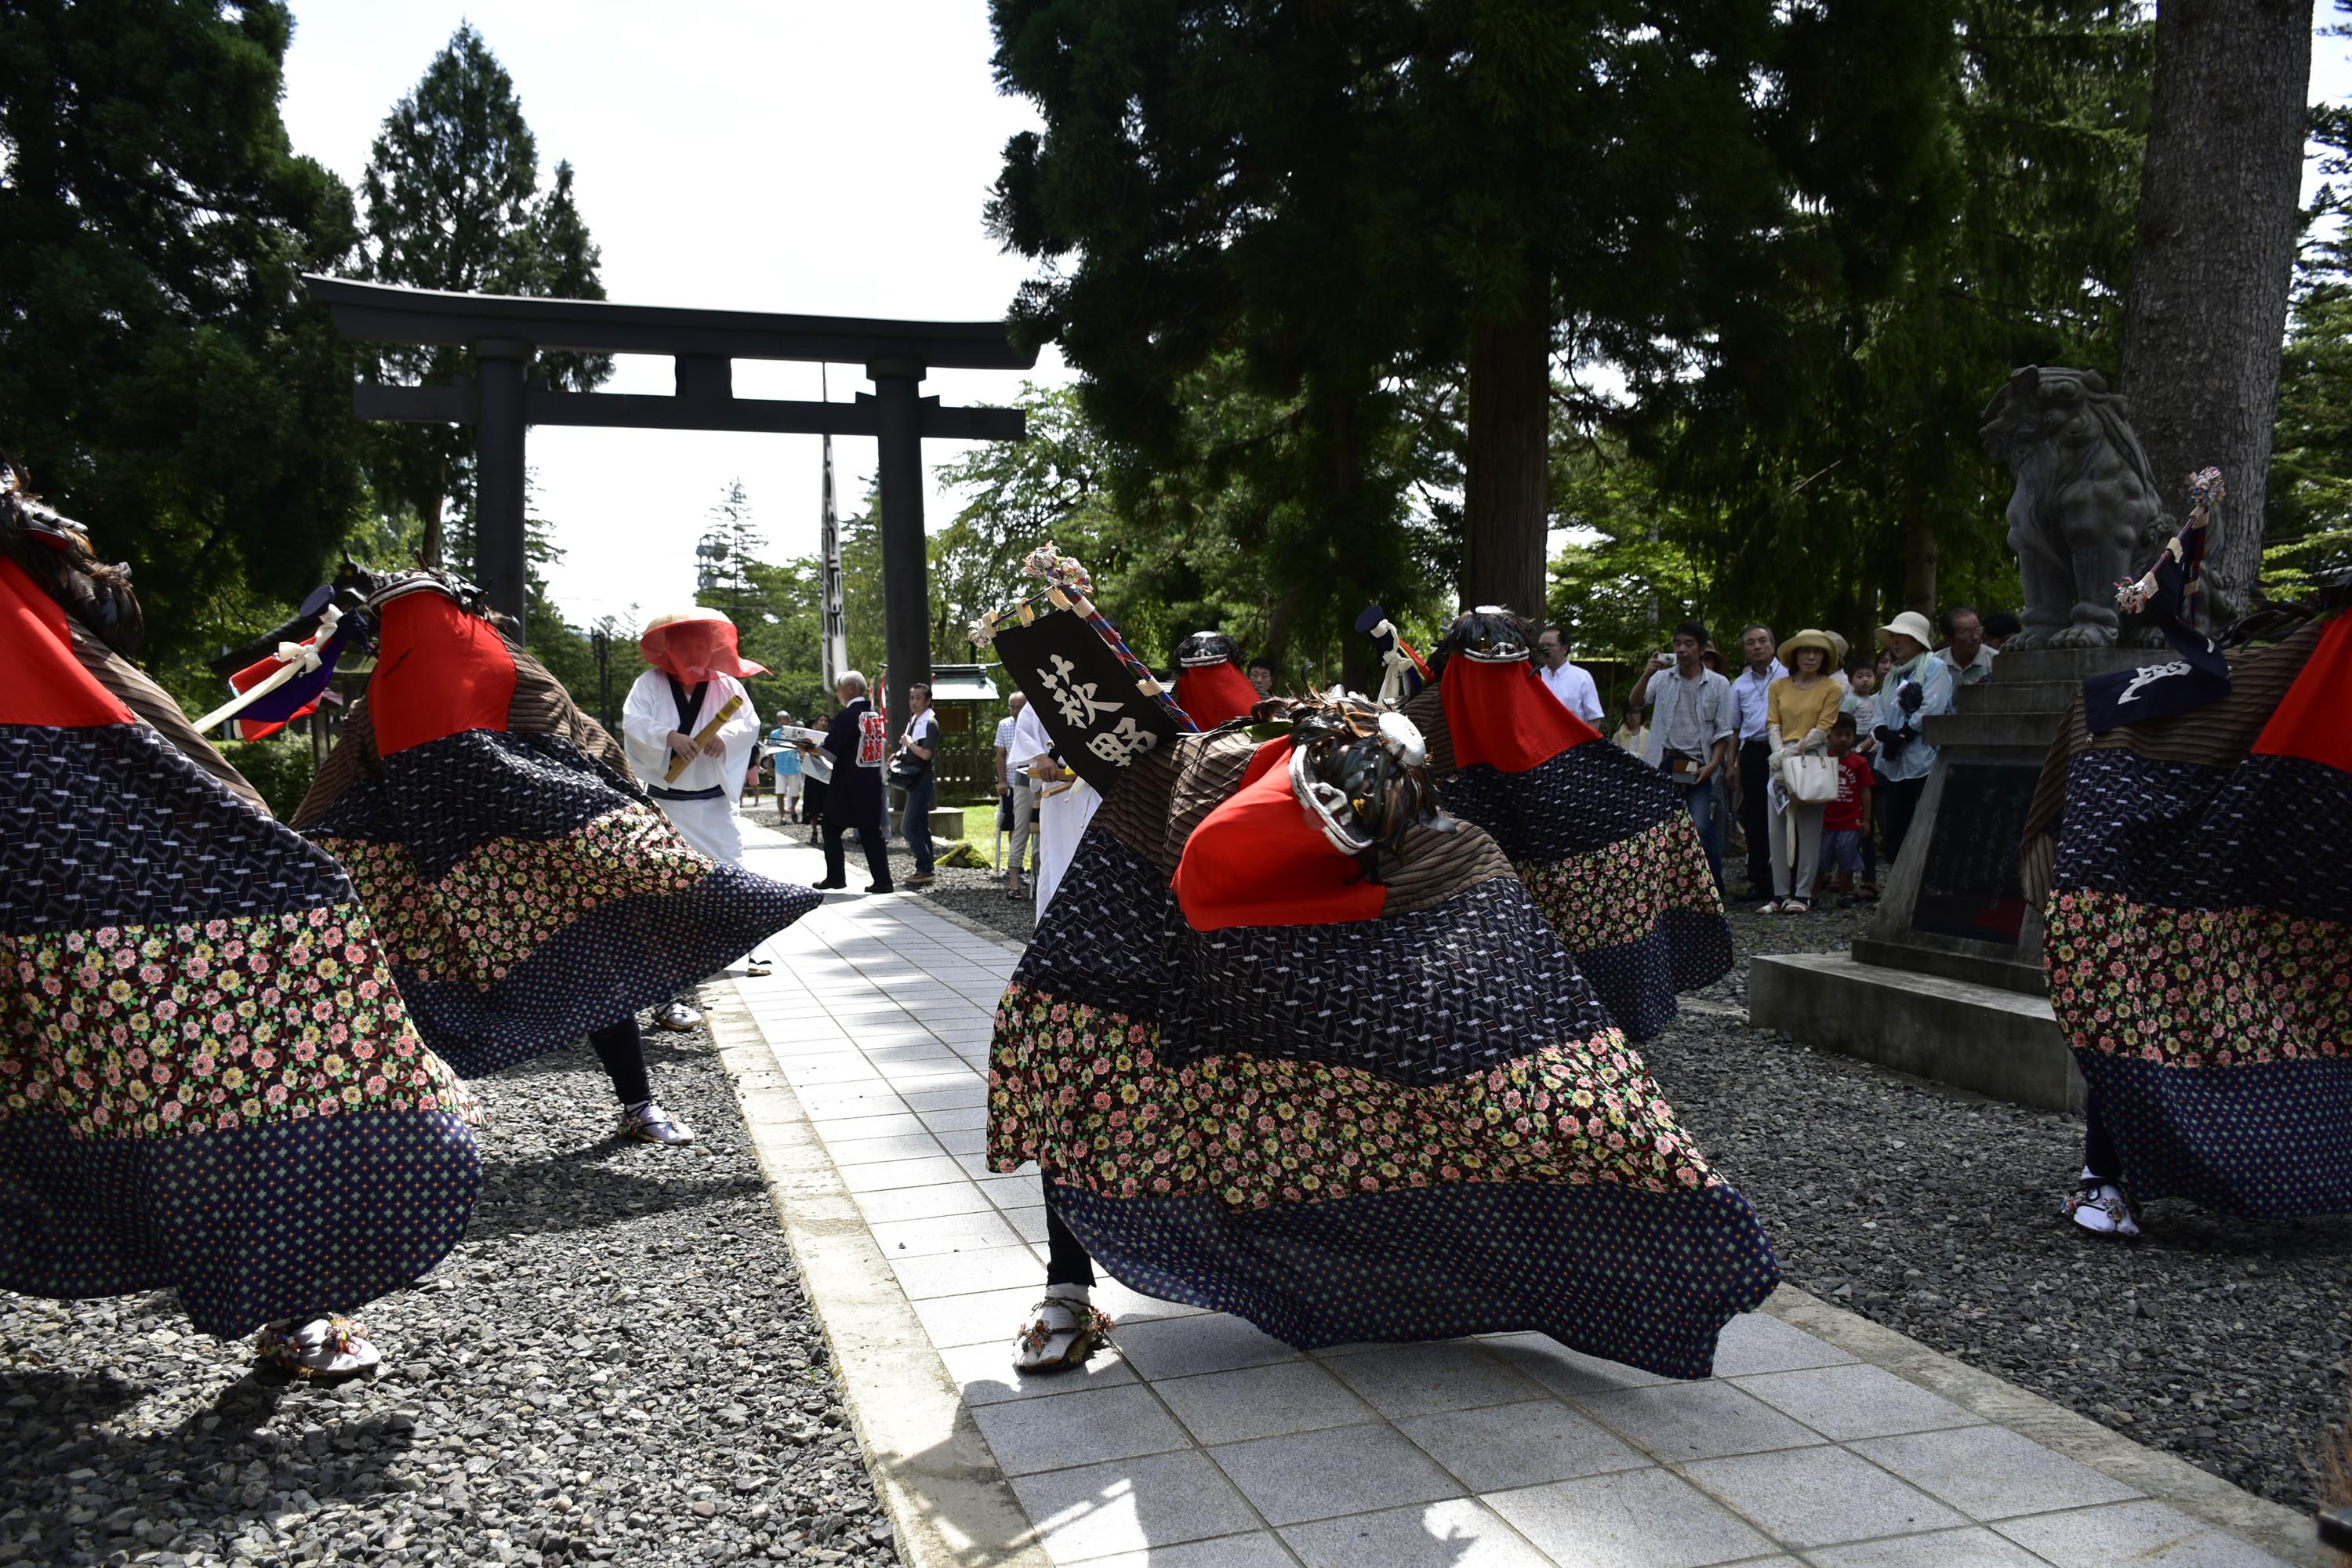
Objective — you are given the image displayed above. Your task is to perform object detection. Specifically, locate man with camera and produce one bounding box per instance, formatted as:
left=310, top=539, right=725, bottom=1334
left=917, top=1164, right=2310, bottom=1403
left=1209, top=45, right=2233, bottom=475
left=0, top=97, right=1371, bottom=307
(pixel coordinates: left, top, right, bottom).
left=1630, top=619, right=1736, bottom=891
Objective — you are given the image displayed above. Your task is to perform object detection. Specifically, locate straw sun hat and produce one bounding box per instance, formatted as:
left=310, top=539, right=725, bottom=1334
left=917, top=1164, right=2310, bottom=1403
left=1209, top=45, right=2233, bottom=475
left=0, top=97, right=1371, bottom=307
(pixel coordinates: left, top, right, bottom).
left=1777, top=629, right=1842, bottom=668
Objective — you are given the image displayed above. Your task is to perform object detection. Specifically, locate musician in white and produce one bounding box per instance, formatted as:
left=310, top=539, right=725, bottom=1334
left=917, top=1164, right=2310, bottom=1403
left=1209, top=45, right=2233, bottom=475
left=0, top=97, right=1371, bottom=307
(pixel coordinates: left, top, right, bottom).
left=621, top=608, right=771, bottom=1014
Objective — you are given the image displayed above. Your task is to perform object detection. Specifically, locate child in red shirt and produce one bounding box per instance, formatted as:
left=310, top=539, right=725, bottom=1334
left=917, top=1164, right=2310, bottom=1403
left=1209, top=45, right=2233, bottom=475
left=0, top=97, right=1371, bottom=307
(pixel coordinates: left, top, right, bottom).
left=1820, top=713, right=1875, bottom=906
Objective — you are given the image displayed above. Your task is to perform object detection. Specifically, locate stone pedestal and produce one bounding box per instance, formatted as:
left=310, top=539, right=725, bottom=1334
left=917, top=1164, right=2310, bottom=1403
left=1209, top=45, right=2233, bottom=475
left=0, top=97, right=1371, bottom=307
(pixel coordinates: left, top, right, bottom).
left=1749, top=648, right=2159, bottom=1111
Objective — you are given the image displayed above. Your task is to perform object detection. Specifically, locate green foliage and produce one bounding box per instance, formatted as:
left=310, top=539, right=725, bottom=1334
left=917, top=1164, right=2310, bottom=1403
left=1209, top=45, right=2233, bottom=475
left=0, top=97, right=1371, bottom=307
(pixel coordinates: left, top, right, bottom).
left=2267, top=98, right=2352, bottom=601
left=219, top=735, right=318, bottom=822
left=1639, top=0, right=2151, bottom=643
left=0, top=0, right=366, bottom=688
left=355, top=23, right=611, bottom=559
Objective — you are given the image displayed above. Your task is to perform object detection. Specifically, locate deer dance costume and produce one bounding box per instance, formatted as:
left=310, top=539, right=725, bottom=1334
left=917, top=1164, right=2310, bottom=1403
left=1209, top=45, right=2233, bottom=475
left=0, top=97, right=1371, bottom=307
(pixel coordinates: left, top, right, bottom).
left=0, top=469, right=477, bottom=1378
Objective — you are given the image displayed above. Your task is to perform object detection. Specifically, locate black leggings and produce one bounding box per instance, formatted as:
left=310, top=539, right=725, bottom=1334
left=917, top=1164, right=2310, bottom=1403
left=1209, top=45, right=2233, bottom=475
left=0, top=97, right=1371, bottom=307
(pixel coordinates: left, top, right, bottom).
left=2082, top=1083, right=2121, bottom=1183
left=589, top=1015, right=652, bottom=1106
left=1041, top=1171, right=1097, bottom=1288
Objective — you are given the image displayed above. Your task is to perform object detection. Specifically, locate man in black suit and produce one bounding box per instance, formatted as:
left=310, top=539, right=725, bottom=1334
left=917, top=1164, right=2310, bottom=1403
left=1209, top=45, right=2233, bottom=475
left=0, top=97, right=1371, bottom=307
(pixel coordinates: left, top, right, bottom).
left=800, top=671, right=893, bottom=893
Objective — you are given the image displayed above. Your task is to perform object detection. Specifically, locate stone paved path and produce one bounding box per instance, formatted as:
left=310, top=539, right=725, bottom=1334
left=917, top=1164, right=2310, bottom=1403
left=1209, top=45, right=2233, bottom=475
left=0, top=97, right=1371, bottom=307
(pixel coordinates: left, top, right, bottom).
left=729, top=823, right=2303, bottom=1568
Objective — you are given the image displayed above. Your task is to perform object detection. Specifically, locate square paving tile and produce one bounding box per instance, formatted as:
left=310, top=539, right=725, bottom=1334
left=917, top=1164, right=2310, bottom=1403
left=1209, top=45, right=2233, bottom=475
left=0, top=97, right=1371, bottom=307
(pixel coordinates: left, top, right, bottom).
left=1484, top=1465, right=1776, bottom=1568
left=852, top=1181, right=995, bottom=1224
left=902, top=1082, right=989, bottom=1111
left=1485, top=1333, right=1673, bottom=1396
left=1112, top=1314, right=1301, bottom=1380
left=1326, top=1341, right=1541, bottom=1419
left=805, top=1110, right=929, bottom=1141
left=1683, top=1443, right=1965, bottom=1548
left=1090, top=1279, right=1203, bottom=1323
left=1399, top=1399, right=1648, bottom=1493
left=1067, top=1532, right=1295, bottom=1568
left=1575, top=1380, right=1821, bottom=1462
left=920, top=1105, right=991, bottom=1132
left=1732, top=1363, right=1984, bottom=1441
left=891, top=1244, right=1044, bottom=1299
left=1853, top=1426, right=2142, bottom=1522
left=1808, top=1526, right=2049, bottom=1566
left=836, top=1155, right=970, bottom=1193
left=971, top=1384, right=1192, bottom=1476
left=1707, top=1312, right=1859, bottom=1377
left=822, top=1132, right=946, bottom=1166
left=1283, top=1498, right=1553, bottom=1567
left=911, top=1284, right=1054, bottom=1348
left=1210, top=1422, right=1462, bottom=1526
left=978, top=1172, right=1046, bottom=1209
left=935, top=1341, right=1138, bottom=1406
left=1004, top=1206, right=1051, bottom=1244
left=867, top=1209, right=1023, bottom=1259
left=935, top=1126, right=988, bottom=1156
left=1154, top=1359, right=1375, bottom=1446
left=1994, top=1501, right=2292, bottom=1567
left=1009, top=1449, right=1261, bottom=1566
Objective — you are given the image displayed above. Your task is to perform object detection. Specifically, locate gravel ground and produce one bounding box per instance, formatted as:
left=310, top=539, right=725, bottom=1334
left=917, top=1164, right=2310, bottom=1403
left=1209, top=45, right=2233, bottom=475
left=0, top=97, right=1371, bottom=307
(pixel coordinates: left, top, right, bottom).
left=0, top=1006, right=900, bottom=1568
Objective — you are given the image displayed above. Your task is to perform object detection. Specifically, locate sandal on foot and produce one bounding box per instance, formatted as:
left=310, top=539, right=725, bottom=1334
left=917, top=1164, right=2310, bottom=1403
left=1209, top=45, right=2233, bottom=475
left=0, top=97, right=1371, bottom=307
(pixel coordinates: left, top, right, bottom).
left=255, top=1315, right=382, bottom=1382
left=2063, top=1174, right=2140, bottom=1239
left=1013, top=1293, right=1116, bottom=1372
left=619, top=1101, right=697, bottom=1146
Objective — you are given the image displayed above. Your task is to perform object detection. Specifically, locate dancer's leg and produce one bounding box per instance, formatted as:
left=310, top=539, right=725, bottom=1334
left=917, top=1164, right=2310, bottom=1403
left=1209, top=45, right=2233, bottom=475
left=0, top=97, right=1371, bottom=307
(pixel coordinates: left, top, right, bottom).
left=591, top=1015, right=696, bottom=1145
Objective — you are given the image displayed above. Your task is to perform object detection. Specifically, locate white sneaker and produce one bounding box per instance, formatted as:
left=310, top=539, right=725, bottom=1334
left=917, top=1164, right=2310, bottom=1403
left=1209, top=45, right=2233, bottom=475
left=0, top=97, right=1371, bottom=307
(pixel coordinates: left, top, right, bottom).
left=2063, top=1173, right=2140, bottom=1239
left=254, top=1316, right=382, bottom=1381
left=1012, top=1284, right=1113, bottom=1372
left=619, top=1102, right=696, bottom=1145
left=653, top=1000, right=701, bottom=1032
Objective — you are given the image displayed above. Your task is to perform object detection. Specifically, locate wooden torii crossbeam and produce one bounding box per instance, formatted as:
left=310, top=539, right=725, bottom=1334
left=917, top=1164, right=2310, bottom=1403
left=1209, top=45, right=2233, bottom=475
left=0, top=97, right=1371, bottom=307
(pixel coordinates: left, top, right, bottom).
left=303, top=274, right=1036, bottom=734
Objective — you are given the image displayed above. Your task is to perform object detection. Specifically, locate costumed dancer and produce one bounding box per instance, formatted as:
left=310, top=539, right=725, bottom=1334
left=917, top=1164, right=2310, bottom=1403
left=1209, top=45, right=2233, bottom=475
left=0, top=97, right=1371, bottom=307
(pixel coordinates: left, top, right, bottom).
left=977, top=570, right=1775, bottom=1374
left=1396, top=608, right=1734, bottom=1041
left=2023, top=470, right=2350, bottom=1236
left=293, top=569, right=819, bottom=1145
left=800, top=671, right=893, bottom=893
left=1169, top=631, right=1261, bottom=730
left=620, top=607, right=775, bottom=1006
left=0, top=463, right=481, bottom=1379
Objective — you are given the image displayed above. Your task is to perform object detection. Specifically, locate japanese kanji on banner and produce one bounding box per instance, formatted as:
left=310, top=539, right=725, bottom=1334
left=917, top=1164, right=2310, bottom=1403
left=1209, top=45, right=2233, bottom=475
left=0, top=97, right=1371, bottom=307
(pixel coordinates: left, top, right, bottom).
left=993, top=605, right=1181, bottom=795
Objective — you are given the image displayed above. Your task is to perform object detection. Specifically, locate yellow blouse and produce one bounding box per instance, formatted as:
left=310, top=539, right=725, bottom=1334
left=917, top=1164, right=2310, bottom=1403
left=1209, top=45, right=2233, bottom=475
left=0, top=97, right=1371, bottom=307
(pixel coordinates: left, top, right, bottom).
left=1767, top=676, right=1843, bottom=746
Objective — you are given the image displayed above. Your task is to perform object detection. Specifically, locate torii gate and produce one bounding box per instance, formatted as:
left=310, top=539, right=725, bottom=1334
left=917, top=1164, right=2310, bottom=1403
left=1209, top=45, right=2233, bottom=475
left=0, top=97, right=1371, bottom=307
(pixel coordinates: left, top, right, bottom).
left=303, top=274, right=1036, bottom=732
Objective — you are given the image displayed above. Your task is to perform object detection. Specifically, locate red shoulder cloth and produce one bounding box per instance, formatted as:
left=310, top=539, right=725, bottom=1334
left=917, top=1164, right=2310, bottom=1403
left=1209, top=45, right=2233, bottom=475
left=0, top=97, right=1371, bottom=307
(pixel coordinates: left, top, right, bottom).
left=369, top=592, right=519, bottom=757
left=1440, top=657, right=1599, bottom=773
left=1173, top=739, right=1387, bottom=930
left=2252, top=614, right=2352, bottom=776
left=0, top=557, right=136, bottom=728
left=1174, top=662, right=1260, bottom=730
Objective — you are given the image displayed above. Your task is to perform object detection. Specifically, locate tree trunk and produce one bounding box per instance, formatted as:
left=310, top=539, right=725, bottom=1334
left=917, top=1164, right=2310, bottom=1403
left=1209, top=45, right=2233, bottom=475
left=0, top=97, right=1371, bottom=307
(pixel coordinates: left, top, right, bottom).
left=1464, top=271, right=1552, bottom=620
left=1901, top=514, right=1939, bottom=619
left=420, top=489, right=444, bottom=570
left=2116, top=0, right=2310, bottom=623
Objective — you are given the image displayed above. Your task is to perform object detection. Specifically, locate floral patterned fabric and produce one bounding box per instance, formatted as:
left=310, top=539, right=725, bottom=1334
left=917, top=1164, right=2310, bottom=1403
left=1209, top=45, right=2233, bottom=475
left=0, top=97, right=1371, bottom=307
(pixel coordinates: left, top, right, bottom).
left=3, top=908, right=476, bottom=1138
left=989, top=982, right=1715, bottom=1204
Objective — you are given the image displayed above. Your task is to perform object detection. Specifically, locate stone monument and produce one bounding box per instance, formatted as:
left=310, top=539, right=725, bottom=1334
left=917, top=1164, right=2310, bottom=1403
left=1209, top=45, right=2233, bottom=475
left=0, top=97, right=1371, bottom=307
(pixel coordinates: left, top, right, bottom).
left=1748, top=368, right=2169, bottom=1111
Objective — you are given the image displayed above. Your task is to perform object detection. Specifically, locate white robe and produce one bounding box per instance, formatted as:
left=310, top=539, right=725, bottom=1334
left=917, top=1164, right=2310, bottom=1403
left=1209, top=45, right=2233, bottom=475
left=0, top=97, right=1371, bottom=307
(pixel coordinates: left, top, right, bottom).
left=1006, top=700, right=1100, bottom=913
left=620, top=669, right=760, bottom=866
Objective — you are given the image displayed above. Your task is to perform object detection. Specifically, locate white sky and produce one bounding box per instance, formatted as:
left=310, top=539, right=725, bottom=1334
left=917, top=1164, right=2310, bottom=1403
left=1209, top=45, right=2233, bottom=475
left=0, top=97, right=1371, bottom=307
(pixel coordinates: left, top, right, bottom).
left=281, top=5, right=2352, bottom=630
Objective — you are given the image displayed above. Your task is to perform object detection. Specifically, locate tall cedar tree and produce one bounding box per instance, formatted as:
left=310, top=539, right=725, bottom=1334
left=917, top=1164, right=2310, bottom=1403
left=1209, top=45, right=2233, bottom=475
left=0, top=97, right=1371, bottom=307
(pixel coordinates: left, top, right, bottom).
left=2116, top=0, right=2310, bottom=626
left=1639, top=0, right=2153, bottom=636
left=0, top=0, right=363, bottom=686
left=357, top=23, right=612, bottom=568
left=986, top=1, right=1956, bottom=623
left=2269, top=93, right=2352, bottom=596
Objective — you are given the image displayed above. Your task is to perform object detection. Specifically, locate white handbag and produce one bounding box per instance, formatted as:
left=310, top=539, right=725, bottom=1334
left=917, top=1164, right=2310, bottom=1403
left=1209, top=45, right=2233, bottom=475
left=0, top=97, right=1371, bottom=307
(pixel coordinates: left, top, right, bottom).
left=1783, top=752, right=1842, bottom=805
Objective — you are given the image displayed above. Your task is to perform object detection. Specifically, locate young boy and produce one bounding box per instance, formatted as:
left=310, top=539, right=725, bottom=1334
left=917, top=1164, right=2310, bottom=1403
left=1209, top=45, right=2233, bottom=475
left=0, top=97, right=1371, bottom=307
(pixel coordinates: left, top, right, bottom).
left=1840, top=662, right=1883, bottom=898
left=1821, top=713, right=1875, bottom=905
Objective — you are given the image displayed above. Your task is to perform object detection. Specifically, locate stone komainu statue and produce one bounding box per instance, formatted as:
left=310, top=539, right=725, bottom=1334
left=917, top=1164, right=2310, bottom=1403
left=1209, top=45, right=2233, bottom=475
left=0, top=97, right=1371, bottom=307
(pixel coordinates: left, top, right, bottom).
left=1979, top=366, right=2172, bottom=649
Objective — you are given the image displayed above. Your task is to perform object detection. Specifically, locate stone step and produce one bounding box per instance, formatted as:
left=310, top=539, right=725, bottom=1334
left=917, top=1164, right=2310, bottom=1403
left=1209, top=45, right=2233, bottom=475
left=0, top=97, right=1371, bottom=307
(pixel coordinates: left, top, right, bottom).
left=1748, top=950, right=2083, bottom=1112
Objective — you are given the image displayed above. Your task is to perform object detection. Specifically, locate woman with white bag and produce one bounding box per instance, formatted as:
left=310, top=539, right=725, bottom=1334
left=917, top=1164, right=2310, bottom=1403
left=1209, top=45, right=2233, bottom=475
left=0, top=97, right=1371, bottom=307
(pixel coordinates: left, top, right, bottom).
left=1761, top=629, right=1846, bottom=913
